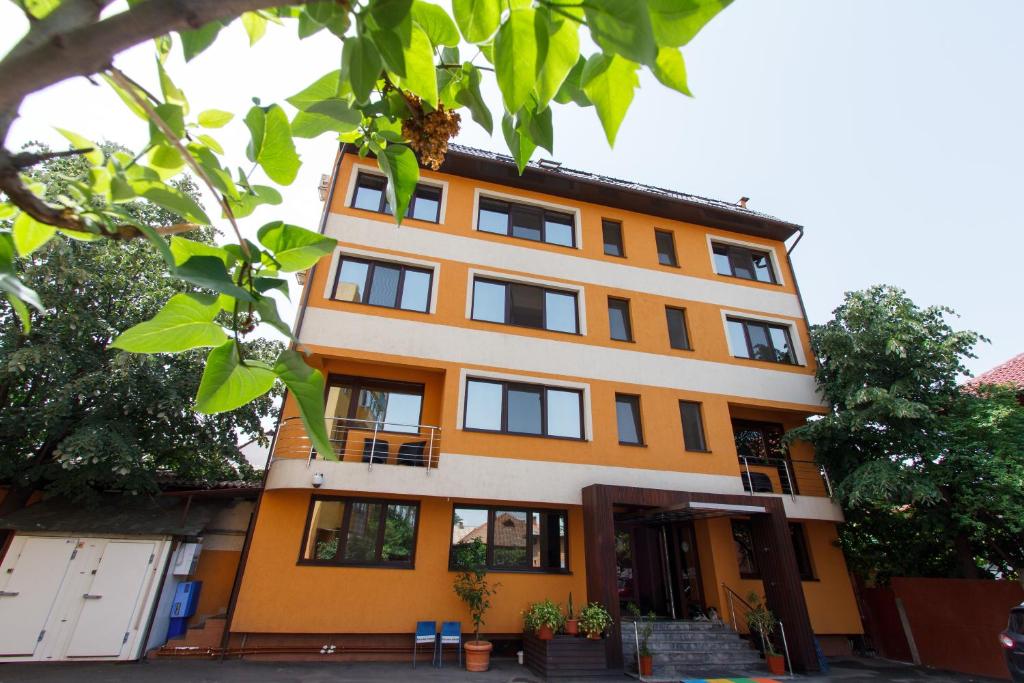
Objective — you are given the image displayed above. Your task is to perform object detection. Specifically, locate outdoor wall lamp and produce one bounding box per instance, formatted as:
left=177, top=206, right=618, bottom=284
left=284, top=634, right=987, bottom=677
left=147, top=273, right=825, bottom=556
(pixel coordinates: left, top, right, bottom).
left=311, top=472, right=324, bottom=488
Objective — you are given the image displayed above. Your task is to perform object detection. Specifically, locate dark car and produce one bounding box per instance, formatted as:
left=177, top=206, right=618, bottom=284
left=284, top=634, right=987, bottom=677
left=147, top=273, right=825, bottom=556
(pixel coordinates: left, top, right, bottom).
left=1002, top=602, right=1024, bottom=683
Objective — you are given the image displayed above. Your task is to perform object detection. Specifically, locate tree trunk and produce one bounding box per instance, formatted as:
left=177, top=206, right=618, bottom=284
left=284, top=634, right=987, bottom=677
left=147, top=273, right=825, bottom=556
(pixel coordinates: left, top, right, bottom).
left=953, top=531, right=980, bottom=579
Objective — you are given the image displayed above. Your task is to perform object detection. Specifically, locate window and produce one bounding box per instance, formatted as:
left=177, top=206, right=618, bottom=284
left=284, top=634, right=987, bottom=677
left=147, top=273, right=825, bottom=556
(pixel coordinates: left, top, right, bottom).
left=471, top=277, right=578, bottom=334
left=450, top=505, right=568, bottom=572
left=789, top=523, right=815, bottom=581
left=301, top=496, right=419, bottom=567
left=733, top=419, right=795, bottom=494
left=608, top=298, right=633, bottom=342
left=712, top=242, right=777, bottom=283
left=464, top=378, right=584, bottom=440
left=655, top=229, right=678, bottom=266
left=678, top=400, right=707, bottom=451
left=351, top=172, right=441, bottom=223
left=615, top=394, right=643, bottom=445
left=477, top=197, right=575, bottom=247
left=333, top=256, right=432, bottom=312
left=665, top=306, right=691, bottom=350
left=727, top=317, right=797, bottom=364
left=325, top=376, right=424, bottom=440
left=602, top=219, right=624, bottom=257
left=731, top=519, right=759, bottom=578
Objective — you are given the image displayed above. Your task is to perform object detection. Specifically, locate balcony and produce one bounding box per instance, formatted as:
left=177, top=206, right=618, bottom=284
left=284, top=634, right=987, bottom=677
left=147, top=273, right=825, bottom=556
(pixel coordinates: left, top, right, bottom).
left=271, top=416, right=442, bottom=470
left=738, top=456, right=833, bottom=498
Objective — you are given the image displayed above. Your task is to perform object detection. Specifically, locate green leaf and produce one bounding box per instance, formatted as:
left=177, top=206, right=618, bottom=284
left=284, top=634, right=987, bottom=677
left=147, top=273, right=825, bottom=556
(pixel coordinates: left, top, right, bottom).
left=305, top=1, right=351, bottom=37
left=101, top=73, right=147, bottom=120
left=23, top=0, right=60, bottom=19
left=6, top=292, right=31, bottom=334
left=0, top=234, right=44, bottom=312
left=286, top=71, right=343, bottom=110
left=157, top=58, right=188, bottom=115
left=651, top=46, right=691, bottom=95
left=257, top=222, right=336, bottom=272
left=454, top=63, right=492, bottom=134
left=399, top=25, right=438, bottom=108
left=55, top=128, right=102, bottom=165
left=412, top=1, right=459, bottom=47
left=502, top=112, right=537, bottom=173
left=452, top=0, right=501, bottom=43
left=174, top=255, right=255, bottom=302
left=369, top=0, right=413, bottom=29
left=12, top=212, right=57, bottom=256
left=342, top=35, right=383, bottom=104
left=253, top=294, right=296, bottom=341
left=198, top=109, right=234, bottom=128
left=148, top=102, right=186, bottom=145
left=581, top=53, right=640, bottom=145
left=584, top=0, right=657, bottom=66
left=291, top=100, right=361, bottom=138
left=226, top=185, right=282, bottom=219
left=647, top=0, right=732, bottom=47
left=241, top=11, right=268, bottom=45
left=110, top=293, right=227, bottom=353
left=273, top=349, right=335, bottom=458
left=377, top=144, right=420, bottom=223
left=553, top=56, right=592, bottom=106
left=170, top=236, right=235, bottom=267
left=370, top=26, right=409, bottom=78
left=527, top=103, right=554, bottom=154
left=244, top=104, right=301, bottom=185
left=195, top=341, right=277, bottom=414
left=179, top=21, right=224, bottom=62
left=495, top=8, right=543, bottom=114
left=128, top=179, right=211, bottom=224
left=147, top=143, right=185, bottom=179
left=536, top=9, right=580, bottom=109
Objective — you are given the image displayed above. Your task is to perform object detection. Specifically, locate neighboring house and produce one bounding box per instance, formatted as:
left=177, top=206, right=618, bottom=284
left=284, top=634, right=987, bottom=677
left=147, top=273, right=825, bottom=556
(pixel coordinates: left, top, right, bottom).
left=225, top=145, right=863, bottom=672
left=964, top=352, right=1024, bottom=403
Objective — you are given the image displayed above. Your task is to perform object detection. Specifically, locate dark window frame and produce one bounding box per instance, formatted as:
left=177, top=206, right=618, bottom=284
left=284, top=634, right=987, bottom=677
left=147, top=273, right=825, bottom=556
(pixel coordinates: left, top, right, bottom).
left=607, top=297, right=633, bottom=342
left=654, top=229, right=679, bottom=267
left=332, top=255, right=434, bottom=313
left=470, top=277, right=580, bottom=335
left=602, top=219, right=625, bottom=257
left=789, top=522, right=816, bottom=581
left=712, top=242, right=778, bottom=284
left=733, top=418, right=798, bottom=495
left=477, top=196, right=577, bottom=248
left=731, top=518, right=760, bottom=579
left=615, top=393, right=644, bottom=446
left=727, top=316, right=799, bottom=365
left=678, top=400, right=709, bottom=452
left=298, top=495, right=422, bottom=569
left=665, top=306, right=692, bottom=351
left=448, top=504, right=570, bottom=574
left=325, top=374, right=426, bottom=437
left=462, top=377, right=586, bottom=441
left=350, top=172, right=442, bottom=223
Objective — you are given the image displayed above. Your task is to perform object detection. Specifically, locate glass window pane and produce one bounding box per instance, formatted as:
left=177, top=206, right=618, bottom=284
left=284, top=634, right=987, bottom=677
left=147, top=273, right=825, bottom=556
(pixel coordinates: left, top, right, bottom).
left=712, top=244, right=732, bottom=275
left=465, top=380, right=502, bottom=431
left=507, top=386, right=543, bottom=434
left=545, top=215, right=574, bottom=246
left=451, top=507, right=489, bottom=568
left=382, top=505, right=417, bottom=562
left=544, top=291, right=577, bottom=333
left=732, top=520, right=759, bottom=577
left=472, top=280, right=507, bottom=324
left=666, top=308, right=690, bottom=350
left=324, top=385, right=353, bottom=446
left=730, top=250, right=755, bottom=280
left=337, top=260, right=369, bottom=302
left=368, top=264, right=400, bottom=308
left=769, top=326, right=794, bottom=363
left=679, top=401, right=707, bottom=451
left=616, top=395, right=641, bottom=444
left=509, top=284, right=544, bottom=328
left=343, top=502, right=382, bottom=562
left=728, top=320, right=750, bottom=358
left=478, top=199, right=508, bottom=234
left=603, top=220, right=624, bottom=256
left=747, top=323, right=773, bottom=361
left=303, top=500, right=345, bottom=561
left=353, top=178, right=384, bottom=212
left=382, top=392, right=422, bottom=433
left=492, top=510, right=529, bottom=566
left=546, top=389, right=582, bottom=439
left=410, top=187, right=440, bottom=222
left=399, top=269, right=431, bottom=312
left=608, top=299, right=632, bottom=341
left=510, top=206, right=543, bottom=241
left=656, top=231, right=677, bottom=266
left=751, top=252, right=774, bottom=283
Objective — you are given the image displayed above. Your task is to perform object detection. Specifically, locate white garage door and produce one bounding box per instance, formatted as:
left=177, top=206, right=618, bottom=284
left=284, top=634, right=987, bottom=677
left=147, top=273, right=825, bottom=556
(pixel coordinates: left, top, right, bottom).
left=0, top=537, right=77, bottom=656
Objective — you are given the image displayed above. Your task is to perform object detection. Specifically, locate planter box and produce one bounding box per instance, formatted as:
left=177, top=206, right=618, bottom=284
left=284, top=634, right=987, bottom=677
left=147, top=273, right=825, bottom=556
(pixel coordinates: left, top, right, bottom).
left=523, top=632, right=608, bottom=679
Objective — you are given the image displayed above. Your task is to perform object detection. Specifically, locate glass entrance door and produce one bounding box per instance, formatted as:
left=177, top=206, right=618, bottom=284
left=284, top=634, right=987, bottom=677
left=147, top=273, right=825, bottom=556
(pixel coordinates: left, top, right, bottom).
left=665, top=521, right=705, bottom=619
left=614, top=520, right=705, bottom=619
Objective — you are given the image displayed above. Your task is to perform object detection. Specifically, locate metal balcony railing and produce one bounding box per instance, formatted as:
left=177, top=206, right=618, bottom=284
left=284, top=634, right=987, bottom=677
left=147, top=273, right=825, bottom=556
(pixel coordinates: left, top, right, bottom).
left=271, top=416, right=442, bottom=472
left=739, top=456, right=833, bottom=499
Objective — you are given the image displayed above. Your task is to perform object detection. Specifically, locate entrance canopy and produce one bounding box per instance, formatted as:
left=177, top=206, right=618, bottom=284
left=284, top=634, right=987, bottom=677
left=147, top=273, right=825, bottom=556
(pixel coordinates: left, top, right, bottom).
left=615, top=500, right=768, bottom=525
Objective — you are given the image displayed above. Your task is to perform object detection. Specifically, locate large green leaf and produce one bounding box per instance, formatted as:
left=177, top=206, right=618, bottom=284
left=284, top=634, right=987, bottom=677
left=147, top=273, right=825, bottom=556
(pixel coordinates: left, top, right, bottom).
left=342, top=35, right=383, bottom=103
left=12, top=212, right=57, bottom=256
left=198, top=109, right=234, bottom=128
left=257, top=222, right=336, bottom=272
left=651, top=46, right=691, bottom=95
left=273, top=349, right=335, bottom=459
left=501, top=112, right=537, bottom=174
left=227, top=184, right=282, bottom=219
left=128, top=179, right=211, bottom=224
left=647, top=0, right=732, bottom=47
left=174, top=255, right=255, bottom=302
left=244, top=104, right=301, bottom=185
left=454, top=63, right=492, bottom=134
left=55, top=128, right=103, bottom=165
left=452, top=0, right=500, bottom=43
left=553, top=56, right=592, bottom=107
left=6, top=292, right=31, bottom=334
left=584, top=0, right=657, bottom=66
left=241, top=11, right=268, bottom=45
left=253, top=295, right=296, bottom=341
left=412, top=1, right=459, bottom=47
left=179, top=21, right=224, bottom=62
left=110, top=293, right=227, bottom=353
left=369, top=0, right=413, bottom=29
left=495, top=8, right=542, bottom=114
left=157, top=58, right=189, bottom=115
left=291, top=100, right=361, bottom=138
left=582, top=53, right=640, bottom=145
left=536, top=9, right=580, bottom=109
left=170, top=236, right=235, bottom=267
left=195, top=340, right=277, bottom=414
left=377, top=144, right=420, bottom=223
left=371, top=26, right=409, bottom=78
left=400, top=25, right=438, bottom=108
left=286, top=71, right=343, bottom=110
left=0, top=234, right=43, bottom=312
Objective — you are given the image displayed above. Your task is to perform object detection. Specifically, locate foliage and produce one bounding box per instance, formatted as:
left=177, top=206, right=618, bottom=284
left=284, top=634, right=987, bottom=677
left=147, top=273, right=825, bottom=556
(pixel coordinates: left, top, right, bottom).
left=745, top=592, right=778, bottom=656
left=523, top=598, right=565, bottom=634
left=0, top=144, right=280, bottom=509
left=0, top=0, right=734, bottom=441
left=625, top=603, right=655, bottom=655
left=452, top=537, right=499, bottom=643
left=578, top=601, right=612, bottom=637
left=790, top=285, right=1024, bottom=582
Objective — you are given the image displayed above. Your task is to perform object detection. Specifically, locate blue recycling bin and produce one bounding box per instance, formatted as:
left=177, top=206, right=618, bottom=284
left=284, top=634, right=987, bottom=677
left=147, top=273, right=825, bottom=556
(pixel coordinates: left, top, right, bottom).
left=167, top=580, right=202, bottom=640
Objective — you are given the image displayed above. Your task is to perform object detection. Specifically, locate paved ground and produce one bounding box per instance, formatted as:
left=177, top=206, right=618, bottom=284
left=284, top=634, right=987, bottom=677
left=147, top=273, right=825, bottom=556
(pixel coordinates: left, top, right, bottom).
left=0, top=657, right=1008, bottom=683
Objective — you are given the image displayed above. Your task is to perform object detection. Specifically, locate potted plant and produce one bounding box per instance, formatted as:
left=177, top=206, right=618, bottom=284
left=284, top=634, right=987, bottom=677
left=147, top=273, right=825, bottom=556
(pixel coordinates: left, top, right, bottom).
left=627, top=604, right=655, bottom=676
left=746, top=592, right=785, bottom=675
left=578, top=601, right=612, bottom=640
left=453, top=539, right=500, bottom=671
left=565, top=592, right=579, bottom=636
left=524, top=599, right=565, bottom=640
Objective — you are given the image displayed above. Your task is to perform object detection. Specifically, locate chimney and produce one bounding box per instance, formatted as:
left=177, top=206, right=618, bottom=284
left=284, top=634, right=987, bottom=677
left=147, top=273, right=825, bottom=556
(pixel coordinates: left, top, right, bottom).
left=738, top=196, right=750, bottom=209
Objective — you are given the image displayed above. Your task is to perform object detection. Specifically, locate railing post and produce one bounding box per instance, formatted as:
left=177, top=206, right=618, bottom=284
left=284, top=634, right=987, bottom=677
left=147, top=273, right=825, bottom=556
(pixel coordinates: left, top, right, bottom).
left=783, top=460, right=797, bottom=500
left=426, top=427, right=435, bottom=476
left=726, top=586, right=737, bottom=631
left=779, top=620, right=793, bottom=678
left=820, top=464, right=833, bottom=498
left=369, top=421, right=379, bottom=471
left=742, top=456, right=753, bottom=495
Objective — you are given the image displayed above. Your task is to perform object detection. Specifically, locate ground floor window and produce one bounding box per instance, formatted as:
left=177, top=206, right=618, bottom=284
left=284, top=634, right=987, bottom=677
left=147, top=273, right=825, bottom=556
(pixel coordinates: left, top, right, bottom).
left=449, top=505, right=568, bottom=573
left=731, top=518, right=816, bottom=581
left=300, top=496, right=419, bottom=568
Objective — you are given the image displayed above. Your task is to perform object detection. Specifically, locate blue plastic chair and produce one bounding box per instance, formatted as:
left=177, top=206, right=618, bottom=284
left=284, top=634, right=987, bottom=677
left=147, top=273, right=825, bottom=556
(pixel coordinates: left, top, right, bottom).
left=437, top=621, right=462, bottom=668
left=413, top=621, right=437, bottom=667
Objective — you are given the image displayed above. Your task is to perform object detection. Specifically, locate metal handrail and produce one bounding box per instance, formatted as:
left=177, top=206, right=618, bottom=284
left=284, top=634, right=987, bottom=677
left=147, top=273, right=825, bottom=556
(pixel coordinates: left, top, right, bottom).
left=738, top=456, right=833, bottom=499
left=722, top=583, right=793, bottom=678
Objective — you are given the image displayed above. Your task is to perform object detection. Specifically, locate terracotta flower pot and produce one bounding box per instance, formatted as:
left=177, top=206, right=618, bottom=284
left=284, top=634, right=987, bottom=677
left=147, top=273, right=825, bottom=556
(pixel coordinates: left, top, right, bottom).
left=464, top=640, right=493, bottom=672
left=639, top=654, right=653, bottom=676
left=587, top=631, right=602, bottom=640
left=766, top=653, right=786, bottom=675
left=537, top=625, right=554, bottom=640
left=565, top=619, right=579, bottom=636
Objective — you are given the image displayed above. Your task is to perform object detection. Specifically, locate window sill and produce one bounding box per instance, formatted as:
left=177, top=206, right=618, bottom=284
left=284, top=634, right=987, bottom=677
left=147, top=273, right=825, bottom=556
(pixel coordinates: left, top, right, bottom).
left=349, top=205, right=439, bottom=225
left=298, top=560, right=416, bottom=570
left=462, top=427, right=586, bottom=442
left=475, top=228, right=578, bottom=251
left=470, top=317, right=583, bottom=337
left=610, top=337, right=636, bottom=344
left=619, top=441, right=647, bottom=448
left=732, top=355, right=803, bottom=368
left=714, top=272, right=782, bottom=287
left=669, top=346, right=695, bottom=353
left=449, top=566, right=571, bottom=575
left=331, top=298, right=432, bottom=315
left=685, top=448, right=713, bottom=454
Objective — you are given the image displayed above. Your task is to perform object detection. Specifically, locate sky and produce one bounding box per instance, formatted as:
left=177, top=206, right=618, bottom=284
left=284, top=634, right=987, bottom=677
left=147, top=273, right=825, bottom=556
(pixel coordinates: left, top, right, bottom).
left=2, top=0, right=1021, bottom=381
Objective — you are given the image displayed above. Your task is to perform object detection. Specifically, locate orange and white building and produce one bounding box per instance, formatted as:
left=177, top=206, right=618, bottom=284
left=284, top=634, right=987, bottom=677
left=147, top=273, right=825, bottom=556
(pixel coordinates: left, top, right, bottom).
left=225, top=145, right=863, bottom=672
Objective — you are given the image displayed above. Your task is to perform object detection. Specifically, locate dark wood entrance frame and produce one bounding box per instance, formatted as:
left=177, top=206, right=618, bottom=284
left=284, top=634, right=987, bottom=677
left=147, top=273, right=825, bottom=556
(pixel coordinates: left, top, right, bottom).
left=582, top=484, right=820, bottom=672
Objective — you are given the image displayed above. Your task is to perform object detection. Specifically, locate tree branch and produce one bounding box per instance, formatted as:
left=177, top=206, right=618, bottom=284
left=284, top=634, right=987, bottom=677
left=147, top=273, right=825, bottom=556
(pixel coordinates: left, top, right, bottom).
left=10, top=147, right=95, bottom=169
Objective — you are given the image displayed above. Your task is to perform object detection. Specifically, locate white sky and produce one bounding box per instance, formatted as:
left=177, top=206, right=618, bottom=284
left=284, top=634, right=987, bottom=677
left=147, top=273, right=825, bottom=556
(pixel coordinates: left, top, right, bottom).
left=2, top=0, right=1021, bottom=382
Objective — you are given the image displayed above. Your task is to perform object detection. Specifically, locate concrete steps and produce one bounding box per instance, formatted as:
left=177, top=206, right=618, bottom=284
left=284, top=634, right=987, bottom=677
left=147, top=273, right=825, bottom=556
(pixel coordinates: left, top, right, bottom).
left=621, top=619, right=766, bottom=679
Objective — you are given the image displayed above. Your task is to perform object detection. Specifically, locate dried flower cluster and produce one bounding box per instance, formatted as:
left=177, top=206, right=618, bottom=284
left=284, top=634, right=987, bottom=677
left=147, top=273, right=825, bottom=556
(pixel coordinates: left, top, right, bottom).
left=401, top=95, right=461, bottom=170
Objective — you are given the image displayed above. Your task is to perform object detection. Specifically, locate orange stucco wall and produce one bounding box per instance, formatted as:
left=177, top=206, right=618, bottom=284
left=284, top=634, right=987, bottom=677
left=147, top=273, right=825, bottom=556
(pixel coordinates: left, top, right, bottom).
left=189, top=549, right=241, bottom=625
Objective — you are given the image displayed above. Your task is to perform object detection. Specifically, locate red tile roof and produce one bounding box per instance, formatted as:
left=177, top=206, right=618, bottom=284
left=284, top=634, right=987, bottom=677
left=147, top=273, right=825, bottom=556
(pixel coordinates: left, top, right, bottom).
left=965, top=353, right=1024, bottom=390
